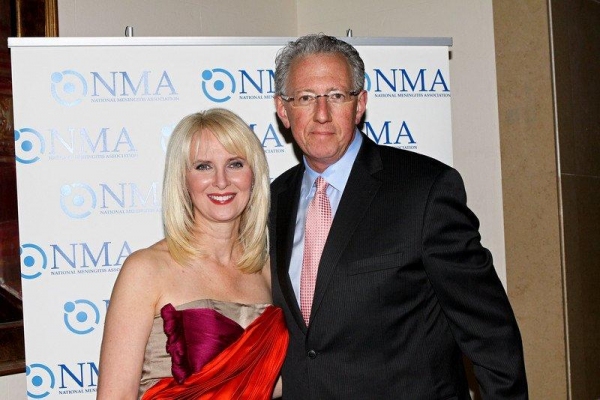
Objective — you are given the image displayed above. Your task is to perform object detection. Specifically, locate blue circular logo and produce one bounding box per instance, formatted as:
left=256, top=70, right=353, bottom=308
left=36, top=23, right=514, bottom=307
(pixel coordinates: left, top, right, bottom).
left=14, top=128, right=45, bottom=164
left=26, top=363, right=55, bottom=399
left=63, top=299, right=101, bottom=335
left=60, top=183, right=97, bottom=219
left=364, top=72, right=372, bottom=92
left=200, top=68, right=236, bottom=103
left=51, top=70, right=88, bottom=106
left=20, top=243, right=48, bottom=280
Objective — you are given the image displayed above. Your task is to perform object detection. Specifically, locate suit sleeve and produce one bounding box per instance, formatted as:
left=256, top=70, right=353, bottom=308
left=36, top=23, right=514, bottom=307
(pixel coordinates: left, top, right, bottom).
left=421, top=167, right=528, bottom=399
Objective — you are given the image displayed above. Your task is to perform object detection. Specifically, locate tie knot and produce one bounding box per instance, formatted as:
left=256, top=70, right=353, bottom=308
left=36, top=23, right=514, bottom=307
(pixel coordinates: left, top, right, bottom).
left=314, top=176, right=328, bottom=194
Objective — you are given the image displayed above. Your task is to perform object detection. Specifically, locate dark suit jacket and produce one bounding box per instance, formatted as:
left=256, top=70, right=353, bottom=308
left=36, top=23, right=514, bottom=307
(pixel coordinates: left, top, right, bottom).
left=270, top=133, right=527, bottom=399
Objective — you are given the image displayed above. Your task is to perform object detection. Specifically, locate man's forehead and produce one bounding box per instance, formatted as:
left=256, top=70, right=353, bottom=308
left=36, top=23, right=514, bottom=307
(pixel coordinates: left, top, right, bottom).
left=287, top=54, right=352, bottom=82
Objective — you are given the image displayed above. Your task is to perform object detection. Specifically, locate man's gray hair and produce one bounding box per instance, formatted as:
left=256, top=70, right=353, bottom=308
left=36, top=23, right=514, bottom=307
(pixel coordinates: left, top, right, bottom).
left=274, top=33, right=365, bottom=96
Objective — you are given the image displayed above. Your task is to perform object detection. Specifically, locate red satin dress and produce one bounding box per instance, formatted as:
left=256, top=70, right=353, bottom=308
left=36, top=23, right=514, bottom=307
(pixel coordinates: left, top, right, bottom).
left=141, top=304, right=288, bottom=400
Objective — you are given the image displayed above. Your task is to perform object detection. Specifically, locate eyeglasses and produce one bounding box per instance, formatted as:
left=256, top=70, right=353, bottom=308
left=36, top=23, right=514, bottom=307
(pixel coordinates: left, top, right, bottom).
left=280, top=90, right=360, bottom=107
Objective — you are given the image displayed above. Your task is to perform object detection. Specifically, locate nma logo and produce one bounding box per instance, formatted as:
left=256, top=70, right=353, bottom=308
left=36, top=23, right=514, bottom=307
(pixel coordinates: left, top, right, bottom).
left=200, top=68, right=275, bottom=103
left=51, top=70, right=178, bottom=106
left=369, top=68, right=450, bottom=97
left=364, top=120, right=416, bottom=146
left=160, top=121, right=286, bottom=155
left=14, top=128, right=45, bottom=164
left=21, top=240, right=131, bottom=280
left=26, top=362, right=98, bottom=398
left=59, top=181, right=161, bottom=219
left=249, top=122, right=285, bottom=154
left=15, top=126, right=137, bottom=164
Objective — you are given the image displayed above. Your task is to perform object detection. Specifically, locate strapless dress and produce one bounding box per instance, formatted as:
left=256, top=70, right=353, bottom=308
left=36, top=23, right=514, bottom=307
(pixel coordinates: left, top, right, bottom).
left=138, top=299, right=270, bottom=399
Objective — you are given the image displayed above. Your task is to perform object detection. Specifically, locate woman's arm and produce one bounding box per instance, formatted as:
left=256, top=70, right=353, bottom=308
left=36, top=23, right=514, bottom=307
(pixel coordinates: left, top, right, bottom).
left=96, top=250, right=160, bottom=399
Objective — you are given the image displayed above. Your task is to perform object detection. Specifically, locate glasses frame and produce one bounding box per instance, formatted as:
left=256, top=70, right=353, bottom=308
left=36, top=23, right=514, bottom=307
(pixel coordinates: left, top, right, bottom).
left=280, top=90, right=361, bottom=108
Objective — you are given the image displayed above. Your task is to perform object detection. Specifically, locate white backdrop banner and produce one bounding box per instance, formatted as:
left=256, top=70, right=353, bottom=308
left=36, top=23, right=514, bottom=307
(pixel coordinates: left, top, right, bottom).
left=9, top=36, right=452, bottom=399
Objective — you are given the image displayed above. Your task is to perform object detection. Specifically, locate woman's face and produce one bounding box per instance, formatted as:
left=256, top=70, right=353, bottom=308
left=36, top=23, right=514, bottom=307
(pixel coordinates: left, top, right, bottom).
left=185, top=129, right=253, bottom=227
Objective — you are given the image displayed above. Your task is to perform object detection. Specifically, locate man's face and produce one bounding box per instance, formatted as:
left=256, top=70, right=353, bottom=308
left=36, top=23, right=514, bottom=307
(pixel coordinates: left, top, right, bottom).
left=275, top=53, right=367, bottom=173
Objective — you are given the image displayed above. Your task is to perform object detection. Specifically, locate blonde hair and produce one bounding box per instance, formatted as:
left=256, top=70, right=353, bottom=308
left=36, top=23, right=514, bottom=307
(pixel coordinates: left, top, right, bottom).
left=162, top=108, right=270, bottom=273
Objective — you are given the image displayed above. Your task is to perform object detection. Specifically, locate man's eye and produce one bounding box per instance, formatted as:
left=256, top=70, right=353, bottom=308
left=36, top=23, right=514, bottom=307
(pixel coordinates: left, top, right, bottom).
left=329, top=92, right=346, bottom=101
left=298, top=95, right=314, bottom=103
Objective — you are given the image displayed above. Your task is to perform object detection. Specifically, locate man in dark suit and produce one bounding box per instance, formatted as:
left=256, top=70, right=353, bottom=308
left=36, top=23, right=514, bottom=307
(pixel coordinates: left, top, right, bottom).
left=269, top=33, right=528, bottom=399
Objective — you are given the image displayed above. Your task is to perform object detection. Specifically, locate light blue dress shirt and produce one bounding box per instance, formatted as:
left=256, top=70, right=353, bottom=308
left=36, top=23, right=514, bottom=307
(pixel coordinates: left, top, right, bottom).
left=288, top=130, right=363, bottom=303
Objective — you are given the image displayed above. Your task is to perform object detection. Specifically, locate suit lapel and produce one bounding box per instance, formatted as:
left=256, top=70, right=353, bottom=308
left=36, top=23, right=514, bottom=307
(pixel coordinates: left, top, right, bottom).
left=310, top=136, right=383, bottom=323
left=274, top=166, right=308, bottom=332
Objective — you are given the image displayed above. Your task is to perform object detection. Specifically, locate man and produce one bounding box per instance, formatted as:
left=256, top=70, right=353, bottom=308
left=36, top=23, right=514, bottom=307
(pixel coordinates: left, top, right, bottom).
left=269, top=33, right=528, bottom=399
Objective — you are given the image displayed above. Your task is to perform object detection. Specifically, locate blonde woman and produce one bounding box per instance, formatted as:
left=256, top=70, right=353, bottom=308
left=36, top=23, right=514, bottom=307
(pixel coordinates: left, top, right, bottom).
left=97, top=108, right=287, bottom=399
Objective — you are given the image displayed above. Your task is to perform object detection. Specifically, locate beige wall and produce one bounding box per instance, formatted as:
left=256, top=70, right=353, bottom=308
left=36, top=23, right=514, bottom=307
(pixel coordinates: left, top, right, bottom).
left=57, top=0, right=298, bottom=37
left=492, top=2, right=567, bottom=398
left=493, top=0, right=600, bottom=398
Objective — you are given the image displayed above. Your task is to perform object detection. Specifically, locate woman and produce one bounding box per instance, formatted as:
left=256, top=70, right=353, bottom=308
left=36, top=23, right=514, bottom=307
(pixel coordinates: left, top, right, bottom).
left=97, top=108, right=287, bottom=399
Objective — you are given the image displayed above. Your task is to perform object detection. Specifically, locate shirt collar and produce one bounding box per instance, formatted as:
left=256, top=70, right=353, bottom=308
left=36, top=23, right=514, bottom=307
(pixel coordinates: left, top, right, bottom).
left=302, top=129, right=363, bottom=195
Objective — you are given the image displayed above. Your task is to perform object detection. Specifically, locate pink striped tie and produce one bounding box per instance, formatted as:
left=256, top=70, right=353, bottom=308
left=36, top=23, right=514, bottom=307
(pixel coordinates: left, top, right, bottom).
left=300, top=177, right=332, bottom=325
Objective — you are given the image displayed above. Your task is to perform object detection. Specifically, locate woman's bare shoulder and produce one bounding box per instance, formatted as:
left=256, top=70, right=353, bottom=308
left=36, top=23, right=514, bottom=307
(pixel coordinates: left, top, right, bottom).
left=108, top=240, right=172, bottom=309
left=118, top=239, right=171, bottom=277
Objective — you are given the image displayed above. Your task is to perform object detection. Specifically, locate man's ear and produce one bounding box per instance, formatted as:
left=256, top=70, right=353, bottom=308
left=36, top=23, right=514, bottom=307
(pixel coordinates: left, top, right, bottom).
left=354, top=90, right=368, bottom=125
left=275, top=96, right=291, bottom=129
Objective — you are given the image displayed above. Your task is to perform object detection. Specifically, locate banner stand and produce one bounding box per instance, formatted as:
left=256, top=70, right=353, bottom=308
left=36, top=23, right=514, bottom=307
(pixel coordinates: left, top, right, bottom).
left=9, top=36, right=452, bottom=399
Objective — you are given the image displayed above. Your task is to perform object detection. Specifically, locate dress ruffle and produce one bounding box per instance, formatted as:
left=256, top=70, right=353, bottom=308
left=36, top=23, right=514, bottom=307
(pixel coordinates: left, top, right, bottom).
left=142, top=305, right=288, bottom=400
left=161, top=304, right=244, bottom=384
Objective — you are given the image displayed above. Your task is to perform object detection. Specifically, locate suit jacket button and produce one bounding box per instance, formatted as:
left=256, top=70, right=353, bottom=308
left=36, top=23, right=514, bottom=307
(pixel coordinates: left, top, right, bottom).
left=307, top=350, right=317, bottom=359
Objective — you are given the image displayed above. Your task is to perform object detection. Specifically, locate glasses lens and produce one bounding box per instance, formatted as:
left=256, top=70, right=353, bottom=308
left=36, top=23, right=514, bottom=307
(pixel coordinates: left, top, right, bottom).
left=287, top=91, right=356, bottom=107
left=327, top=91, right=347, bottom=104
left=296, top=94, right=315, bottom=107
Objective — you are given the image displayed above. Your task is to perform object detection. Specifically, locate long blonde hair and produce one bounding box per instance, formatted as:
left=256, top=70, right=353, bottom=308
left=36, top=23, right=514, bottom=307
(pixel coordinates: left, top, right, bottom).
left=162, top=108, right=270, bottom=273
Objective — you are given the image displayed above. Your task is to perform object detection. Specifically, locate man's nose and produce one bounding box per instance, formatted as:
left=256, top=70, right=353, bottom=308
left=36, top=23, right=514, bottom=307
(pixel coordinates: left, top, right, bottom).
left=313, top=96, right=332, bottom=123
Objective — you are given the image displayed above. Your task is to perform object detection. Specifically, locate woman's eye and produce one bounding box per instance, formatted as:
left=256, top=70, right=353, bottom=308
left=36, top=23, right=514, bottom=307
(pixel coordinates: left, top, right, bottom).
left=229, top=160, right=244, bottom=169
left=195, top=163, right=211, bottom=171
